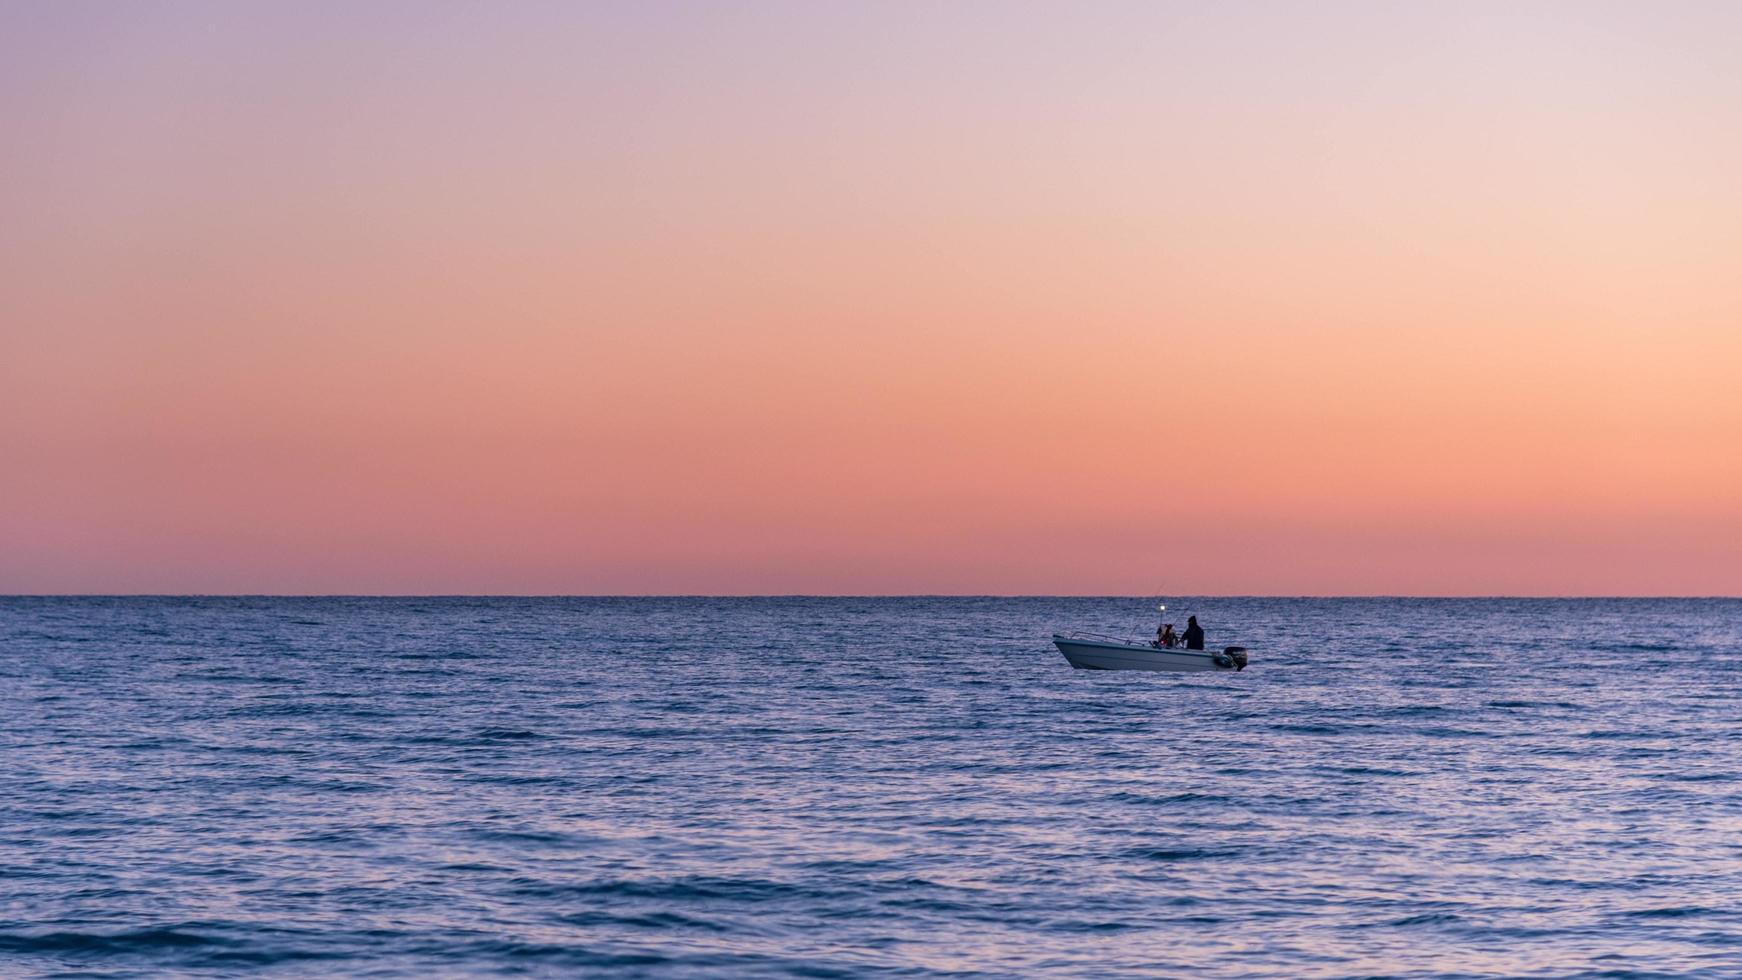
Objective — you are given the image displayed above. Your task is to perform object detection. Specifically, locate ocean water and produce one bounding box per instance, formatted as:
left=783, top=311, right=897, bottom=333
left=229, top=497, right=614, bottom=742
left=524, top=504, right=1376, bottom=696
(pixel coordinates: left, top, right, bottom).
left=2, top=597, right=1739, bottom=979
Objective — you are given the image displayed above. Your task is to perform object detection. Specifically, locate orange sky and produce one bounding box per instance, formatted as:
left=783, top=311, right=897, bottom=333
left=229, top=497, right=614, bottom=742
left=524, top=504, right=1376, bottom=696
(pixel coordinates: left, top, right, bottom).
left=3, top=2, right=1739, bottom=594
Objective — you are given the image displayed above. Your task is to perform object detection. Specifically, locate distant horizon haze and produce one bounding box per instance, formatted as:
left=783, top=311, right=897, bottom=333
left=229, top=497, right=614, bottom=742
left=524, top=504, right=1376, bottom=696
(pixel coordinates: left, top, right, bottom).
left=3, top=2, right=1739, bottom=596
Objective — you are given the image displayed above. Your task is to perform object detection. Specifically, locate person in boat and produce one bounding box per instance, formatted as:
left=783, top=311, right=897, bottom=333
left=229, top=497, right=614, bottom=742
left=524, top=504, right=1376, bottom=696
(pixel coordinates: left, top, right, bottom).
left=1182, top=615, right=1205, bottom=650
left=1157, top=624, right=1178, bottom=648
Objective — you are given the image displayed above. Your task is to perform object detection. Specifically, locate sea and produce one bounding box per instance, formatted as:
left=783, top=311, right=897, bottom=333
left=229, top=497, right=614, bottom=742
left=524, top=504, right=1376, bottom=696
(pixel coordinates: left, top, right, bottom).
left=2, top=597, right=1739, bottom=978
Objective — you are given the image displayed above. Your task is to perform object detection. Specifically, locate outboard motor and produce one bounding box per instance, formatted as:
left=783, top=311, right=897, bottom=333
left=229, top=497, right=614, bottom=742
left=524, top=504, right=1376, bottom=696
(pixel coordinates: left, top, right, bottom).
left=1223, top=646, right=1248, bottom=671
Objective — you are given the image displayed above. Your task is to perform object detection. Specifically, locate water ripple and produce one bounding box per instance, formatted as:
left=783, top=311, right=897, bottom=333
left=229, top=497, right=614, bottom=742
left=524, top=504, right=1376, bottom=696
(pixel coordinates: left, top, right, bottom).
left=1, top=596, right=1739, bottom=977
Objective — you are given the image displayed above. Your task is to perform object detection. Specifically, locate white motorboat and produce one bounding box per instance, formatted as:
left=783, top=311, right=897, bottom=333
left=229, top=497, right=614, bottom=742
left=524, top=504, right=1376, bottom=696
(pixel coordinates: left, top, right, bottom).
left=1052, top=632, right=1250, bottom=673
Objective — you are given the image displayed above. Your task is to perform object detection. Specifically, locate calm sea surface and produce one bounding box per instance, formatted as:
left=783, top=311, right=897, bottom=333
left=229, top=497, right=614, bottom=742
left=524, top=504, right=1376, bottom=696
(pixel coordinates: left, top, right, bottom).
left=2, top=597, right=1739, bottom=978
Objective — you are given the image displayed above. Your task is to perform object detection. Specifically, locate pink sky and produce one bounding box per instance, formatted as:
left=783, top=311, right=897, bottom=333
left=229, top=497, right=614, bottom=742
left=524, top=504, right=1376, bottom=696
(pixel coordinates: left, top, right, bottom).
left=3, top=2, right=1739, bottom=594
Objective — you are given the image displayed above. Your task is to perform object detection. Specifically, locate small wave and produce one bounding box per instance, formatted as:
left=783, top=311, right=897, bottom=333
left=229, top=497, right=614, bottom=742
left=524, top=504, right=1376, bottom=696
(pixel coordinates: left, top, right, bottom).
left=1412, top=726, right=1489, bottom=738
left=555, top=909, right=735, bottom=933
left=1268, top=723, right=1344, bottom=734
left=1386, top=912, right=1464, bottom=927
left=1045, top=918, right=1143, bottom=933
left=1108, top=791, right=1235, bottom=806
left=474, top=728, right=550, bottom=741
left=1327, top=765, right=1416, bottom=777
left=1124, top=846, right=1241, bottom=862
left=471, top=829, right=575, bottom=846
left=0, top=927, right=229, bottom=953
left=438, top=861, right=508, bottom=872
left=878, top=895, right=979, bottom=914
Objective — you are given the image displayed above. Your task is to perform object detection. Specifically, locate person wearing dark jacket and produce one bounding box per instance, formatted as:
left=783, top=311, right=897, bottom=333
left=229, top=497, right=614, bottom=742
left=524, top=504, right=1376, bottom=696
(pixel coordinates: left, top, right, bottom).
left=1182, top=616, right=1205, bottom=650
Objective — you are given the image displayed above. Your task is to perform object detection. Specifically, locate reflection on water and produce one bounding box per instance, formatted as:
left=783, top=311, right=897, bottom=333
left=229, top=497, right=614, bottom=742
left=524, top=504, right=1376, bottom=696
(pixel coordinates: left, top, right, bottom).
left=2, top=597, right=1740, bottom=976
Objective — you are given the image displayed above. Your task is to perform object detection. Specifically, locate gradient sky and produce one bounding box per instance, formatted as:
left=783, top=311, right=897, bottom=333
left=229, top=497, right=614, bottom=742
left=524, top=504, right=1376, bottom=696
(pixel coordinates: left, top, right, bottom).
left=3, top=1, right=1739, bottom=595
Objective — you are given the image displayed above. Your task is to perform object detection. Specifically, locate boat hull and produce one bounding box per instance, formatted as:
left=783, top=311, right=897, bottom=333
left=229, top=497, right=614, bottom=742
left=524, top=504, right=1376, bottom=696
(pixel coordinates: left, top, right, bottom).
left=1052, top=635, right=1237, bottom=672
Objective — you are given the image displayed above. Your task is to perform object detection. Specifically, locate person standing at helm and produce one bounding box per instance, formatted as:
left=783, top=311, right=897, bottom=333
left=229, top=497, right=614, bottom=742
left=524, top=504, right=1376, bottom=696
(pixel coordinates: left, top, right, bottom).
left=1182, top=616, right=1205, bottom=650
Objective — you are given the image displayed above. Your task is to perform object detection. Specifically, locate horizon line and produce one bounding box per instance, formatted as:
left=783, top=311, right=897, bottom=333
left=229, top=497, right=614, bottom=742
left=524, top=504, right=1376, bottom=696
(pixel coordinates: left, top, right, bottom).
left=3, top=593, right=1739, bottom=601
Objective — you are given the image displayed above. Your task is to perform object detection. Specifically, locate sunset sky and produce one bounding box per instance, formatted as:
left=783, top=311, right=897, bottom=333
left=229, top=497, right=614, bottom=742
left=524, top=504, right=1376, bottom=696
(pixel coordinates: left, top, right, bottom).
left=3, top=1, right=1739, bottom=595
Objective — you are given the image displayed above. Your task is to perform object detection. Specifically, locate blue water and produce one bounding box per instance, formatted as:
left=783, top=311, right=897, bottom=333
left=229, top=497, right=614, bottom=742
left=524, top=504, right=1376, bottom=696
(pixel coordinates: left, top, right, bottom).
left=2, top=597, right=1740, bottom=978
